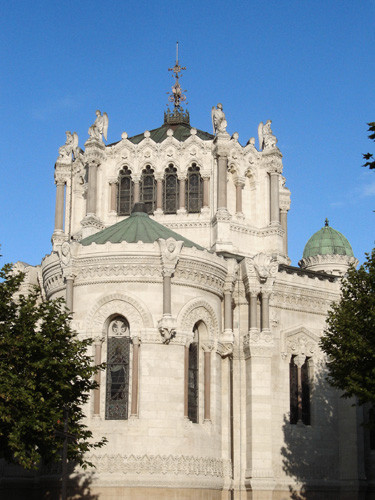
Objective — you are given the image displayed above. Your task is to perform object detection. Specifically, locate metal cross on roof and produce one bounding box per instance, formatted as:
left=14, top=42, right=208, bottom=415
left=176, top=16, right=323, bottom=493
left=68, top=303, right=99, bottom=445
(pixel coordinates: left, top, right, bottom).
left=167, top=41, right=187, bottom=108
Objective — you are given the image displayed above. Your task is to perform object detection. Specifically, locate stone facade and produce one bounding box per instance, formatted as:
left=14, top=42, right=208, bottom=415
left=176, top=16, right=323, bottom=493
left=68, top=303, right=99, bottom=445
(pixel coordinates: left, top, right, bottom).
left=3, top=102, right=374, bottom=500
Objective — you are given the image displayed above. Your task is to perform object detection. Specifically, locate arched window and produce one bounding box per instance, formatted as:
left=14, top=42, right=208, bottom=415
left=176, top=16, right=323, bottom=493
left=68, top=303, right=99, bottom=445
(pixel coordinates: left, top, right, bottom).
left=140, top=165, right=156, bottom=214
left=163, top=164, right=179, bottom=214
left=289, top=355, right=311, bottom=425
left=186, top=164, right=203, bottom=213
left=118, top=167, right=134, bottom=216
left=188, top=325, right=199, bottom=423
left=105, top=316, right=130, bottom=420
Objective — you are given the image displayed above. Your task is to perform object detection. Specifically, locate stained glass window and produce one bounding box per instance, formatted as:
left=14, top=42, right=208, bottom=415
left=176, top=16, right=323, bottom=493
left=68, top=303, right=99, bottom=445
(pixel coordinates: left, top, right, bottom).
left=140, top=165, right=156, bottom=214
left=289, top=355, right=298, bottom=425
left=186, top=164, right=203, bottom=213
left=188, top=326, right=199, bottom=423
left=301, top=358, right=311, bottom=425
left=105, top=316, right=130, bottom=420
left=290, top=355, right=311, bottom=425
left=163, top=164, right=179, bottom=214
left=118, top=167, right=134, bottom=216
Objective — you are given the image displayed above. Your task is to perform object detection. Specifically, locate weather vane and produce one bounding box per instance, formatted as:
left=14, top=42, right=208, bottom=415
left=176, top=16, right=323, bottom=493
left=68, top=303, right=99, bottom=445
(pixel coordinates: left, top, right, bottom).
left=167, top=41, right=187, bottom=108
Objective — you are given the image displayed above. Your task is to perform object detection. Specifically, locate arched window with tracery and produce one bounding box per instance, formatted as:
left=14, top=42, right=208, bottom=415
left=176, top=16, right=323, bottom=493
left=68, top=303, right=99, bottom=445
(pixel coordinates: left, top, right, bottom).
left=118, top=167, right=134, bottom=216
left=188, top=324, right=199, bottom=423
left=163, top=164, right=179, bottom=214
left=185, top=164, right=203, bottom=213
left=105, top=316, right=130, bottom=420
left=289, top=355, right=311, bottom=425
left=140, top=165, right=156, bottom=214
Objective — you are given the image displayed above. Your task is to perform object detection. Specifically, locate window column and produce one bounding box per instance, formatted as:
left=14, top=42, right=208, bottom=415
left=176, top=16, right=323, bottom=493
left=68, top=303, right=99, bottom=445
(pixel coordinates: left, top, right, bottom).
left=109, top=179, right=117, bottom=212
left=178, top=175, right=186, bottom=213
left=93, top=339, right=102, bottom=415
left=155, top=175, right=163, bottom=212
left=130, top=336, right=140, bottom=417
left=235, top=178, right=245, bottom=215
left=203, top=347, right=211, bottom=421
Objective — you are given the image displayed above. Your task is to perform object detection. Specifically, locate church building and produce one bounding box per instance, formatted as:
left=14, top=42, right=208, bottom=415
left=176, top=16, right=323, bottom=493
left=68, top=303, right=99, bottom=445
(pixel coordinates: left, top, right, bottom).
left=5, top=54, right=374, bottom=499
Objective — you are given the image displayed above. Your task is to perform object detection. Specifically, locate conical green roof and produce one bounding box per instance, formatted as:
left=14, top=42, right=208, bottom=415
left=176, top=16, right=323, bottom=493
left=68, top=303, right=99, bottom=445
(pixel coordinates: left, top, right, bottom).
left=80, top=206, right=204, bottom=250
left=303, top=221, right=354, bottom=259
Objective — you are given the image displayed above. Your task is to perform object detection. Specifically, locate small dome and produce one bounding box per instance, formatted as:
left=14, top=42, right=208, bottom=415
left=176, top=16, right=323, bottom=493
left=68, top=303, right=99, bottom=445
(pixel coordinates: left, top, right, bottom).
left=303, top=219, right=354, bottom=259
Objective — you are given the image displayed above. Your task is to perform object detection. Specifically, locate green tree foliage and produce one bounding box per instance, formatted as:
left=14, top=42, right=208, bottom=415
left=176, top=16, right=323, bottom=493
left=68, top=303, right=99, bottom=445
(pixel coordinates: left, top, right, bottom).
left=0, top=263, right=106, bottom=470
left=320, top=250, right=375, bottom=405
left=363, top=122, right=375, bottom=170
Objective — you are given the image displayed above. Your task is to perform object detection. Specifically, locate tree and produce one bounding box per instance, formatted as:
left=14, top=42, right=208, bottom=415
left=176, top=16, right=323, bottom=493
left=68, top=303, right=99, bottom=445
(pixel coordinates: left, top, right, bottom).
left=0, top=262, right=106, bottom=470
left=363, top=121, right=375, bottom=170
left=320, top=250, right=375, bottom=405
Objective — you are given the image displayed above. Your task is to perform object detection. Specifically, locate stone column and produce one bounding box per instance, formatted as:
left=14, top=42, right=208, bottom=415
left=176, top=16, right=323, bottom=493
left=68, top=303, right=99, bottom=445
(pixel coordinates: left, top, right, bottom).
left=133, top=179, right=140, bottom=204
left=178, top=177, right=186, bottom=211
left=224, top=290, right=233, bottom=332
left=93, top=340, right=102, bottom=415
left=86, top=162, right=98, bottom=215
left=261, top=292, right=270, bottom=331
left=66, top=276, right=74, bottom=313
left=269, top=171, right=280, bottom=225
left=280, top=209, right=288, bottom=255
left=249, top=292, right=258, bottom=330
left=163, top=274, right=171, bottom=316
left=156, top=177, right=163, bottom=211
left=203, top=176, right=210, bottom=208
left=109, top=180, right=117, bottom=212
left=204, top=349, right=211, bottom=421
left=184, top=345, right=189, bottom=418
left=235, top=181, right=243, bottom=214
left=131, top=336, right=140, bottom=416
left=217, top=154, right=228, bottom=210
left=54, top=180, right=65, bottom=232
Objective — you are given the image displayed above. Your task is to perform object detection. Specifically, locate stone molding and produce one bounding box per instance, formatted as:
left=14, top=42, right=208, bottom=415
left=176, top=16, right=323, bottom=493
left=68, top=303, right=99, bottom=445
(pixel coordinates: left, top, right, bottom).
left=177, top=298, right=219, bottom=348
left=243, top=329, right=274, bottom=358
left=272, top=283, right=337, bottom=315
left=299, top=253, right=359, bottom=273
left=86, top=293, right=154, bottom=336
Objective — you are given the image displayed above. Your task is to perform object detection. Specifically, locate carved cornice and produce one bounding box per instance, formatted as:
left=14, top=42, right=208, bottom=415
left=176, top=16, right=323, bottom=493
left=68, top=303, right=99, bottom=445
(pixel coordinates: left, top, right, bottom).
left=83, top=453, right=231, bottom=487
left=272, top=283, right=337, bottom=315
left=299, top=253, right=359, bottom=272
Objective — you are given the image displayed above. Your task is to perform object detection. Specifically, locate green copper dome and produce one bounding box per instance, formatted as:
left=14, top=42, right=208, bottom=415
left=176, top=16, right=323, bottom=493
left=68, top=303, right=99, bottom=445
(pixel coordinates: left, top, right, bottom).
left=81, top=203, right=204, bottom=250
left=303, top=220, right=354, bottom=259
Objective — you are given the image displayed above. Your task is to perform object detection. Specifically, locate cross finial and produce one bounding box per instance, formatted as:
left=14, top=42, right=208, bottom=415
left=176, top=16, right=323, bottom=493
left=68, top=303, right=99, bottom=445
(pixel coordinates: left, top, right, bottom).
left=167, top=41, right=187, bottom=109
left=325, top=218, right=329, bottom=227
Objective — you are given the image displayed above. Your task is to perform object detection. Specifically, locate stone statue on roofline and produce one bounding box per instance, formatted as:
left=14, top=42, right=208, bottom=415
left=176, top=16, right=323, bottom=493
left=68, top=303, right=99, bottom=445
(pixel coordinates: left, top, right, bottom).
left=258, top=120, right=278, bottom=151
left=58, top=131, right=79, bottom=161
left=211, top=103, right=228, bottom=135
left=88, top=110, right=108, bottom=142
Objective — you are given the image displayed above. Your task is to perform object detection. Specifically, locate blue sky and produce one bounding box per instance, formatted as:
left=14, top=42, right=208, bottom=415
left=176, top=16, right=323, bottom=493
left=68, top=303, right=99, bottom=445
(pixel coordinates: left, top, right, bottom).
left=1, top=1, right=375, bottom=267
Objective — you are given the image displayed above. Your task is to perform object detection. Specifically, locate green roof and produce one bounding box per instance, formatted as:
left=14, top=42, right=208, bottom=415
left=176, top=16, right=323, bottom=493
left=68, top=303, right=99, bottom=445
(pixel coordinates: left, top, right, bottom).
left=108, top=122, right=214, bottom=147
left=303, top=222, right=354, bottom=259
left=80, top=208, right=204, bottom=250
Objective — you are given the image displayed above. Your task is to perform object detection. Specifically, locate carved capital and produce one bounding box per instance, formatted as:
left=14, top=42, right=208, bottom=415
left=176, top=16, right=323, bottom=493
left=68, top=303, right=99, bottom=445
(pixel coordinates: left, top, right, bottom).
left=242, top=253, right=278, bottom=290
left=158, top=238, right=184, bottom=276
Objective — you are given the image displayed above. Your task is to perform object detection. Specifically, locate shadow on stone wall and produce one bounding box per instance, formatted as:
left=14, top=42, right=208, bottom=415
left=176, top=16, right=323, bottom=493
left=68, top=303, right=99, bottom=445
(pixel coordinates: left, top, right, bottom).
left=280, top=364, right=339, bottom=500
left=0, top=462, right=98, bottom=500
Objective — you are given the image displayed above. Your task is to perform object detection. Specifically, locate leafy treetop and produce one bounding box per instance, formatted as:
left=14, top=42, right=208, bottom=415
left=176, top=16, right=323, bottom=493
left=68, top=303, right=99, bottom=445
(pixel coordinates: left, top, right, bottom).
left=0, top=263, right=106, bottom=470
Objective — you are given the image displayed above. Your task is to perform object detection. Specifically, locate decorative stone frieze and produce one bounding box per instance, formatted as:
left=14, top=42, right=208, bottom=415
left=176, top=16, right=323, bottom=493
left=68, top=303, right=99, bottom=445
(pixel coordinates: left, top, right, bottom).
left=299, top=253, right=359, bottom=275
left=281, top=325, right=322, bottom=362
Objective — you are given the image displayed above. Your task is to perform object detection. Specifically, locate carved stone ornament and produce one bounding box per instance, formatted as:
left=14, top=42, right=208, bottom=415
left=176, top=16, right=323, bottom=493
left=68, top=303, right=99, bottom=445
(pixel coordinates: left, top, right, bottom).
left=282, top=326, right=320, bottom=361
left=158, top=315, right=177, bottom=344
left=59, top=241, right=71, bottom=267
left=158, top=238, right=183, bottom=276
left=242, top=253, right=278, bottom=290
